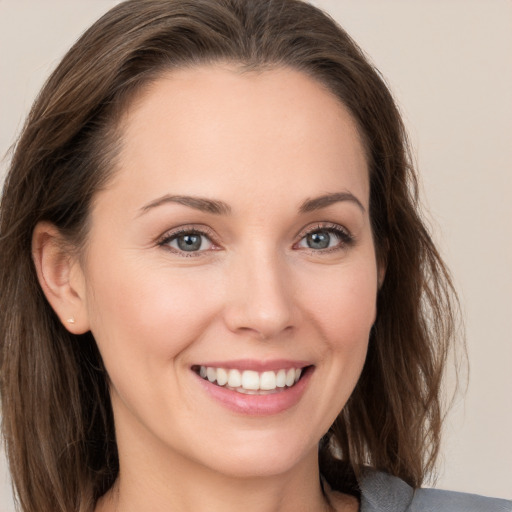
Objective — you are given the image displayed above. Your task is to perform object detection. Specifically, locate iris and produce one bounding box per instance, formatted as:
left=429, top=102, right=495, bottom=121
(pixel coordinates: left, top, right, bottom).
left=307, top=231, right=331, bottom=249
left=177, top=234, right=203, bottom=251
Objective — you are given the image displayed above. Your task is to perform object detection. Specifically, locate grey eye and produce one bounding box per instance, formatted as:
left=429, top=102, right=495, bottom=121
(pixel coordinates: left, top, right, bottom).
left=306, top=231, right=331, bottom=249
left=177, top=234, right=202, bottom=251
left=167, top=232, right=213, bottom=252
left=297, top=227, right=349, bottom=251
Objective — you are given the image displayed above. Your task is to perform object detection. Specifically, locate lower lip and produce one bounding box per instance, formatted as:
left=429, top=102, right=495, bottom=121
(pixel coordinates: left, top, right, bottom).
left=194, top=368, right=313, bottom=416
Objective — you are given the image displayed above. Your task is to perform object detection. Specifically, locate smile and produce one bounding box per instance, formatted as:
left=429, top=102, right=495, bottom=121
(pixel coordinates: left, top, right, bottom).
left=192, top=363, right=313, bottom=415
left=194, top=366, right=304, bottom=394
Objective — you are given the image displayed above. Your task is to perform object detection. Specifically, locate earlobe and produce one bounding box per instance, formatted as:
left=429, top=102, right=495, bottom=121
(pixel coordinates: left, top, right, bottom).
left=32, top=222, right=90, bottom=334
left=377, top=238, right=389, bottom=291
left=377, top=265, right=386, bottom=290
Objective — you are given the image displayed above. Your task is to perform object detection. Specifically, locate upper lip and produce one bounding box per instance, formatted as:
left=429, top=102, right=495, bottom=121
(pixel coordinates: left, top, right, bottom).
left=192, top=359, right=312, bottom=372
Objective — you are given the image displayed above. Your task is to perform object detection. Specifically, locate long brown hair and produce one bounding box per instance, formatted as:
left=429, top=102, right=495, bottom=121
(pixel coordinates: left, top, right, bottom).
left=0, top=1, right=459, bottom=510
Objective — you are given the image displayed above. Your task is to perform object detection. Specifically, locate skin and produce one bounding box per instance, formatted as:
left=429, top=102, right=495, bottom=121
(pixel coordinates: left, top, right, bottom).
left=34, top=65, right=381, bottom=511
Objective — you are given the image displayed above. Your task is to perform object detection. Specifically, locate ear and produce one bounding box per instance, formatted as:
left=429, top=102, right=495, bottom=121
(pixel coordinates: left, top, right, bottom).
left=377, top=262, right=386, bottom=290
left=376, top=238, right=389, bottom=291
left=32, top=221, right=90, bottom=334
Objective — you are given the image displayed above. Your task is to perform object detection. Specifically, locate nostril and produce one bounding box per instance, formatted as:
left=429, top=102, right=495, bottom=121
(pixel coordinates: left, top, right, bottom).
left=223, top=268, right=295, bottom=338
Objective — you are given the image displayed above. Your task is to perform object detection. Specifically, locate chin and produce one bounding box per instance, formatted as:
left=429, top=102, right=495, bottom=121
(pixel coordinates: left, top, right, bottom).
left=189, top=429, right=319, bottom=480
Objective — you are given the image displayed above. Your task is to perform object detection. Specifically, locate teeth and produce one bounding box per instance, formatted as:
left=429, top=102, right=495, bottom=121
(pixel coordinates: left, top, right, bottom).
left=197, top=365, right=304, bottom=392
left=227, top=369, right=242, bottom=387
left=276, top=369, right=286, bottom=388
left=206, top=367, right=216, bottom=383
left=285, top=368, right=296, bottom=387
left=216, top=367, right=228, bottom=386
left=241, top=370, right=260, bottom=390
left=260, top=371, right=276, bottom=390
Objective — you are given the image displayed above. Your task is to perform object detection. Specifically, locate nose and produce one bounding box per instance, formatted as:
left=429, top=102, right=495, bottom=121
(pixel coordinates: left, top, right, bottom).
left=223, top=249, right=296, bottom=340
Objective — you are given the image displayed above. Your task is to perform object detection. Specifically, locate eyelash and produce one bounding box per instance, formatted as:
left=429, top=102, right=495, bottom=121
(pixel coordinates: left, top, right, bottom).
left=157, top=226, right=219, bottom=257
left=157, top=223, right=355, bottom=256
left=295, top=223, right=355, bottom=253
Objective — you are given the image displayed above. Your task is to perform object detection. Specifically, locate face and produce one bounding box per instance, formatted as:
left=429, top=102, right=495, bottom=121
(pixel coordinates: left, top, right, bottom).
left=78, top=65, right=379, bottom=479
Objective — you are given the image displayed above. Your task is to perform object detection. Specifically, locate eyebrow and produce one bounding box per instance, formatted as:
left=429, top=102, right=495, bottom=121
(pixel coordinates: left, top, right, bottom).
left=139, top=194, right=232, bottom=216
left=299, top=192, right=365, bottom=214
left=139, top=191, right=364, bottom=217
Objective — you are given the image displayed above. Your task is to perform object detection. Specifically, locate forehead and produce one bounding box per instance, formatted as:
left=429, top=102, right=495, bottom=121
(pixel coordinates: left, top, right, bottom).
left=104, top=65, right=369, bottom=213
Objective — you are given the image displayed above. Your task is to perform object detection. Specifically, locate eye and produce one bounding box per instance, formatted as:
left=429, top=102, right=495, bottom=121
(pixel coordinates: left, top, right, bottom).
left=159, top=228, right=216, bottom=254
left=296, top=224, right=354, bottom=252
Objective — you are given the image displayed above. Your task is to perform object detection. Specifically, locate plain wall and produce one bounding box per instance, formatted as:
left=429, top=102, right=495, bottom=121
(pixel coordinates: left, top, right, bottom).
left=1, top=1, right=511, bottom=509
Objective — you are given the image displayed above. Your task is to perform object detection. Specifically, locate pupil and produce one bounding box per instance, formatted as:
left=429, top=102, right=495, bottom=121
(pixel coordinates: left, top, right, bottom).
left=178, top=234, right=201, bottom=251
left=307, top=231, right=330, bottom=249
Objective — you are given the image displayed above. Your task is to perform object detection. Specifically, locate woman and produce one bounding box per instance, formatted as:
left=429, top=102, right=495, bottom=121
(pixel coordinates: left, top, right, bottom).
left=0, top=1, right=510, bottom=511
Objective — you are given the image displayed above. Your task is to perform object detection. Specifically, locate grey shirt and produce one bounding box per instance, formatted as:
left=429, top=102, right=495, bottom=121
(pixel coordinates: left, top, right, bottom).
left=359, top=470, right=512, bottom=512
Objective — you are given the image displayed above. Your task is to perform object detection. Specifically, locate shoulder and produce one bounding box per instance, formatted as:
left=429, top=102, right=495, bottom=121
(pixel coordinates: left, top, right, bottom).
left=410, top=487, right=512, bottom=512
left=359, top=469, right=512, bottom=512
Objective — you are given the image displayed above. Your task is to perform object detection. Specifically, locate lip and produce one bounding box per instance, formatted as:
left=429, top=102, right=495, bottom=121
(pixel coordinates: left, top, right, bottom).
left=193, top=359, right=312, bottom=372
left=193, top=364, right=314, bottom=416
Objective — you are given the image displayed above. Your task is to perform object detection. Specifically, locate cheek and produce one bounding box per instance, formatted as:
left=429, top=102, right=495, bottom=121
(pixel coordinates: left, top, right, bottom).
left=293, top=260, right=377, bottom=430
left=299, top=262, right=378, bottom=351
left=83, top=252, right=222, bottom=373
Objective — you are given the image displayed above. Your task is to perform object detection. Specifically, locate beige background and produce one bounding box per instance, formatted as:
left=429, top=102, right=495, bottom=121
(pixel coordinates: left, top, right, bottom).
left=1, top=0, right=511, bottom=509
